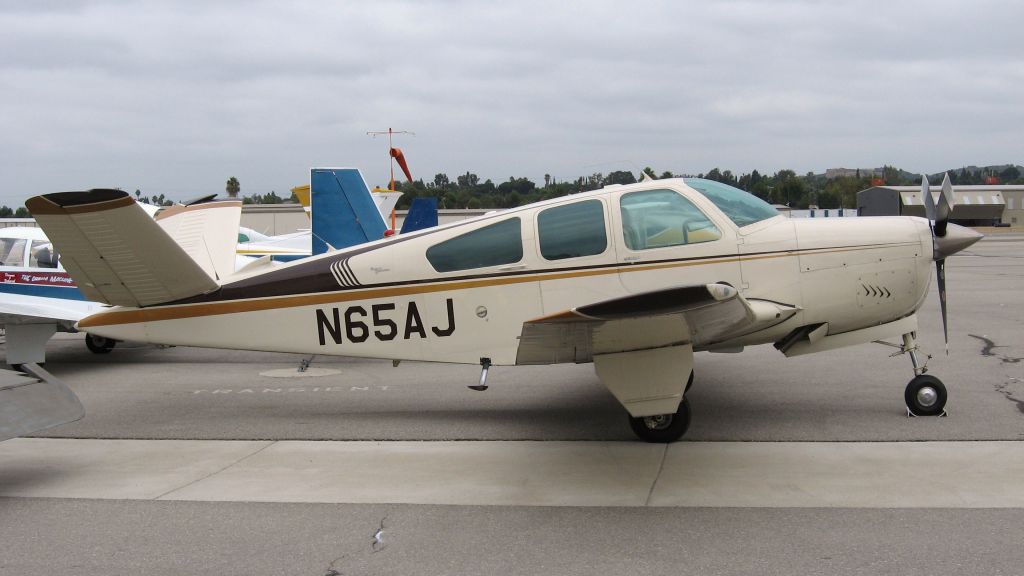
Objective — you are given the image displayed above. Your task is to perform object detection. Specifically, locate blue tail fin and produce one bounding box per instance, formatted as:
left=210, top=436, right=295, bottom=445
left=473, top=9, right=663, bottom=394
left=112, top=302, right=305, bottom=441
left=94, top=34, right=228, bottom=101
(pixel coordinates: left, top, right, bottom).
left=310, top=168, right=388, bottom=255
left=400, top=197, right=438, bottom=233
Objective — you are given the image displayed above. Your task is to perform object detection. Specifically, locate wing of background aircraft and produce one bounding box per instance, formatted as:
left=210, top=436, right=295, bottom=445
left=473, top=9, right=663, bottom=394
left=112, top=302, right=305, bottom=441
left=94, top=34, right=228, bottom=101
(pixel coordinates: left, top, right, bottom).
left=1, top=363, right=84, bottom=442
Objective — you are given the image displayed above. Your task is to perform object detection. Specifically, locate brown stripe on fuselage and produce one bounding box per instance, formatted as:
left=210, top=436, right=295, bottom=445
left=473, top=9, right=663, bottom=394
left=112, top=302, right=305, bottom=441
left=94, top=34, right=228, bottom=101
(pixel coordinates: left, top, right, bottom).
left=77, top=242, right=914, bottom=328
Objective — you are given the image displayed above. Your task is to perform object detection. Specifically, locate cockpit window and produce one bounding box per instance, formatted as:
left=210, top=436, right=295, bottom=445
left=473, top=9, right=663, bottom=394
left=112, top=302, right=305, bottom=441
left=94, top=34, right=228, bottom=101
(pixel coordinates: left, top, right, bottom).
left=620, top=189, right=721, bottom=250
left=683, top=178, right=779, bottom=227
left=426, top=217, right=523, bottom=272
left=0, top=238, right=27, bottom=267
left=538, top=200, right=608, bottom=260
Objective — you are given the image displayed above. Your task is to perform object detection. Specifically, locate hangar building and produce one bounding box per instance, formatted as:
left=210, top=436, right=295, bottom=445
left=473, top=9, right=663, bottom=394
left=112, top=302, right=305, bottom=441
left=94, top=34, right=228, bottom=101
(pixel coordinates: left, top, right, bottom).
left=857, top=184, right=1024, bottom=226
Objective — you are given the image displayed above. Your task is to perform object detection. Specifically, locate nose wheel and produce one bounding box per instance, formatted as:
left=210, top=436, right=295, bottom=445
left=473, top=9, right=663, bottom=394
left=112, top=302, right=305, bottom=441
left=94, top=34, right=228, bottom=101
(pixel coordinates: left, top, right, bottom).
left=905, top=374, right=947, bottom=417
left=883, top=331, right=947, bottom=417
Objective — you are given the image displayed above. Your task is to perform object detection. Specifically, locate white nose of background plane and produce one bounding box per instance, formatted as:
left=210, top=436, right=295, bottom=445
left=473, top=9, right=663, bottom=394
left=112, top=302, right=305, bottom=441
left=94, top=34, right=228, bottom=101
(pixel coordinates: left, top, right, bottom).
left=934, top=223, right=983, bottom=259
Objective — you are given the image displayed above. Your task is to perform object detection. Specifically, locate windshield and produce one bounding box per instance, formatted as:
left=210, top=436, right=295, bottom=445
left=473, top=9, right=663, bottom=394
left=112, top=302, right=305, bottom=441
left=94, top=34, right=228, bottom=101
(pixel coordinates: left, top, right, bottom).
left=683, top=178, right=779, bottom=228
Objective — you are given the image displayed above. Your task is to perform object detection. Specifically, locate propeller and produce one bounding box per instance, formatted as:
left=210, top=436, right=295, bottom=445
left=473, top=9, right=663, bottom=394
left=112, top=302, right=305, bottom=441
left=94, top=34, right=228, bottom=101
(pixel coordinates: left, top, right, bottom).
left=920, top=173, right=982, bottom=354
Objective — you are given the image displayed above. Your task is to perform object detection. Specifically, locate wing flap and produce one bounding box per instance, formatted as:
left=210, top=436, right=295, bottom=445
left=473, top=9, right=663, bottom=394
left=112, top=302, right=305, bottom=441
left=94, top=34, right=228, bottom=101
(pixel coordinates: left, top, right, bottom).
left=516, top=283, right=798, bottom=365
left=27, top=190, right=219, bottom=307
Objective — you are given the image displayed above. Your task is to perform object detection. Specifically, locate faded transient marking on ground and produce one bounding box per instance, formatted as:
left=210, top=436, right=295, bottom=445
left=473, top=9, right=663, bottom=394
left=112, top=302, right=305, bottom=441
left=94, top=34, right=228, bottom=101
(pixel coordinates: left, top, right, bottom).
left=193, top=385, right=392, bottom=395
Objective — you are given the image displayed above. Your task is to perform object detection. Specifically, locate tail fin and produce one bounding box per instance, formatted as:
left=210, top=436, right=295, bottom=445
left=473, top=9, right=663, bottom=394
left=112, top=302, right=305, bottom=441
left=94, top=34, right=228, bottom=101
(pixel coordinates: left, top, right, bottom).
left=27, top=190, right=220, bottom=307
left=155, top=199, right=242, bottom=281
left=400, top=197, right=439, bottom=233
left=291, top=185, right=311, bottom=217
left=310, top=168, right=388, bottom=255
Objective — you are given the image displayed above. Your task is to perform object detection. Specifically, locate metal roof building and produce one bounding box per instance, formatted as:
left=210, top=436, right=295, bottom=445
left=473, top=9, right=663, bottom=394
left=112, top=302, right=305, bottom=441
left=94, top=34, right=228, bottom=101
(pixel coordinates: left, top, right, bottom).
left=857, top=184, right=1024, bottom=226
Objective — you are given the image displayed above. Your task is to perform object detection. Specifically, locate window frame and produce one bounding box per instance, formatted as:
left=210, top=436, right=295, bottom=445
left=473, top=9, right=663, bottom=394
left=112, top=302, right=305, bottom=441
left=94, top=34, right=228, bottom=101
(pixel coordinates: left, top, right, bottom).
left=535, top=198, right=610, bottom=262
left=425, top=216, right=525, bottom=273
left=617, top=188, right=723, bottom=252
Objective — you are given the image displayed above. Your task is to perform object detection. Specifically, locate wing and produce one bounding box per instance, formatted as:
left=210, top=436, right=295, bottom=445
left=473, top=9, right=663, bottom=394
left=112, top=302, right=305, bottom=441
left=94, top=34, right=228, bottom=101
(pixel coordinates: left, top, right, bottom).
left=516, top=283, right=799, bottom=365
left=0, top=299, right=91, bottom=328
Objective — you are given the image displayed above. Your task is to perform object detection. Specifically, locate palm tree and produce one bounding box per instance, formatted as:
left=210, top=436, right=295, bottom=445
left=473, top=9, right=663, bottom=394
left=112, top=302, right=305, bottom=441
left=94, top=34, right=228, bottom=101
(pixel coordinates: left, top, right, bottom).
left=226, top=177, right=240, bottom=198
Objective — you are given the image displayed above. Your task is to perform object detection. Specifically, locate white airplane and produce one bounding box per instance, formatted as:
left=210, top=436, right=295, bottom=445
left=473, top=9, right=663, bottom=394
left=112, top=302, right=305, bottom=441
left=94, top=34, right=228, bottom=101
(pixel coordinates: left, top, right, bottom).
left=0, top=198, right=241, bottom=365
left=28, top=174, right=981, bottom=442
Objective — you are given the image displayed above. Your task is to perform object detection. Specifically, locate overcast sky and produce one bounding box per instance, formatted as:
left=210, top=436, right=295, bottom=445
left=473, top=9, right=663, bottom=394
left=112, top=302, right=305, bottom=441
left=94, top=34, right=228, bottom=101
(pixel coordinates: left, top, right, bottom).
left=1, top=0, right=1022, bottom=206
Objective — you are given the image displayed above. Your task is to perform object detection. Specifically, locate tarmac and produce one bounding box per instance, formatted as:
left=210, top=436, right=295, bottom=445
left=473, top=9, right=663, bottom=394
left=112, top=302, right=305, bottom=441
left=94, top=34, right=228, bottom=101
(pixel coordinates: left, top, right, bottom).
left=0, top=235, right=1022, bottom=575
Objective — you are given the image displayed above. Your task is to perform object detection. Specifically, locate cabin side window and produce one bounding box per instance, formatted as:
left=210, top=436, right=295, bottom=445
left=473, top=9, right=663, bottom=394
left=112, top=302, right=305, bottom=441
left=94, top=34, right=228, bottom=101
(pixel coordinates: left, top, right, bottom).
left=426, top=217, right=523, bottom=272
left=537, top=200, right=608, bottom=261
left=30, top=240, right=58, bottom=268
left=619, top=189, right=722, bottom=250
left=0, top=238, right=27, bottom=267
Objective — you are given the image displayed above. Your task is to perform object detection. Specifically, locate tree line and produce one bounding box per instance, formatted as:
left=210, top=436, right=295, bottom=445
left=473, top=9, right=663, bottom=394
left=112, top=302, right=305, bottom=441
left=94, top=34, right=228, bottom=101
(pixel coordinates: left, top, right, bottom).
left=389, top=164, right=1024, bottom=210
left=3, top=165, right=1019, bottom=217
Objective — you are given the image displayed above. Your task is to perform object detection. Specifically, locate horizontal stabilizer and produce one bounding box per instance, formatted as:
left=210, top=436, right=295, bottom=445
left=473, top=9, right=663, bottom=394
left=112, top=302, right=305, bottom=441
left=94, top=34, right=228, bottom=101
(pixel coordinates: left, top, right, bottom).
left=27, top=189, right=219, bottom=307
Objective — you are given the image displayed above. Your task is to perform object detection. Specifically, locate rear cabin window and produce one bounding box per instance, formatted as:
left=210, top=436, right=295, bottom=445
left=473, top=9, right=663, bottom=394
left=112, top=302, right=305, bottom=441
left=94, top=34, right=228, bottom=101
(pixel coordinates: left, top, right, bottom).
left=620, top=189, right=722, bottom=250
left=538, top=200, right=608, bottom=260
left=426, top=218, right=523, bottom=272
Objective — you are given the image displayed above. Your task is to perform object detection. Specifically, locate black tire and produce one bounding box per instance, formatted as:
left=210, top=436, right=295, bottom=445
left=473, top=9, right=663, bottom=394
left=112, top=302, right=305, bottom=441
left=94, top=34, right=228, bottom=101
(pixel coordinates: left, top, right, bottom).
left=85, top=334, right=116, bottom=354
left=685, top=370, right=695, bottom=393
left=905, top=374, right=947, bottom=416
left=629, top=397, right=692, bottom=443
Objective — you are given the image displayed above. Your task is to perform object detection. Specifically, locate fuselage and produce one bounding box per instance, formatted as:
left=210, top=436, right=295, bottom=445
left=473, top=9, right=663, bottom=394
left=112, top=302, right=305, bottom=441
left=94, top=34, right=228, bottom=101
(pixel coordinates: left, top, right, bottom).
left=0, top=227, right=100, bottom=328
left=79, top=179, right=935, bottom=364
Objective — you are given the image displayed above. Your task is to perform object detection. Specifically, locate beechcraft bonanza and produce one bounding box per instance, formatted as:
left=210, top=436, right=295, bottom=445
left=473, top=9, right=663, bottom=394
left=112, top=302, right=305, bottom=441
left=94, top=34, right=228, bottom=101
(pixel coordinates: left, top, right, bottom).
left=28, top=174, right=981, bottom=442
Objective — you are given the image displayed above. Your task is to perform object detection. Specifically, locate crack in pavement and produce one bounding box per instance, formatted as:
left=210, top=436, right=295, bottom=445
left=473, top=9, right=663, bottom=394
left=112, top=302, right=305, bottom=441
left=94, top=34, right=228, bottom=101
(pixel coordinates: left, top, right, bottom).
left=969, top=334, right=1023, bottom=364
left=994, top=382, right=1024, bottom=416
left=970, top=335, right=1024, bottom=417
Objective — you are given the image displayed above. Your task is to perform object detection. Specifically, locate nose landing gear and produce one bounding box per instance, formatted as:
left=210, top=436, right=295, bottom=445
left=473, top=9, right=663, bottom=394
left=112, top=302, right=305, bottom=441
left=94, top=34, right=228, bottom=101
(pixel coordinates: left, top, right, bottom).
left=879, top=331, right=947, bottom=417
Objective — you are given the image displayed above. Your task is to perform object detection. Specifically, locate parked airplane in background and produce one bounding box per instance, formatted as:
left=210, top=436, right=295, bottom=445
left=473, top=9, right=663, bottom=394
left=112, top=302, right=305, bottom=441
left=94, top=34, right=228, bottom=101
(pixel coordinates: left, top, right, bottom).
left=29, top=175, right=980, bottom=442
left=237, top=166, right=436, bottom=260
left=236, top=181, right=404, bottom=261
left=0, top=199, right=241, bottom=365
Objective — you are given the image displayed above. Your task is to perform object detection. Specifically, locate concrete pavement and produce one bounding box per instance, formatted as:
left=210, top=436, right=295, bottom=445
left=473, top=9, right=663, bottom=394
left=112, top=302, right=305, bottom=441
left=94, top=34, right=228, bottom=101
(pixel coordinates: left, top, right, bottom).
left=2, top=438, right=1023, bottom=508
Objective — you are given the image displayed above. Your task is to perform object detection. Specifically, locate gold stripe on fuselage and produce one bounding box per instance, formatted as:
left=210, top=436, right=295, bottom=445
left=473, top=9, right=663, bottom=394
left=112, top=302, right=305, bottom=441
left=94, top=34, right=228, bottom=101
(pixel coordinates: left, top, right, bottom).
left=78, top=243, right=914, bottom=328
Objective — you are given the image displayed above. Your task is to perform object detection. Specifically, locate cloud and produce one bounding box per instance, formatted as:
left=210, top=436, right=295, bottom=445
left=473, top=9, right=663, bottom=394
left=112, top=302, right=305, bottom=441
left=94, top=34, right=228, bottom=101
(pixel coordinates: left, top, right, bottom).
left=1, top=0, right=1022, bottom=205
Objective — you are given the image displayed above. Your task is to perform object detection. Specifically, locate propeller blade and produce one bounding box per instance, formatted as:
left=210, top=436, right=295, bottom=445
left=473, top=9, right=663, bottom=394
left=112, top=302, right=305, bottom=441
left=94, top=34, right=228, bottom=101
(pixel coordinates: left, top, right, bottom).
left=935, top=173, right=953, bottom=237
left=936, top=258, right=948, bottom=355
left=921, top=175, right=936, bottom=223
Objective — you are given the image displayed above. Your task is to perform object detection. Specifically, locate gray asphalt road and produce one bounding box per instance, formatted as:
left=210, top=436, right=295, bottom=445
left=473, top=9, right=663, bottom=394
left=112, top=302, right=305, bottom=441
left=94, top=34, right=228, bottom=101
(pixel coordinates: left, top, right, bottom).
left=19, top=237, right=1024, bottom=442
left=2, top=498, right=1024, bottom=576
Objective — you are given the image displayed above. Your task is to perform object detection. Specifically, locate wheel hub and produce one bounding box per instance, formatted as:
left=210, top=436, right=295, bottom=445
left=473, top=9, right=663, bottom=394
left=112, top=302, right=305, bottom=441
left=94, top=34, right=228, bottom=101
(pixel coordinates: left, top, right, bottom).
left=916, top=386, right=938, bottom=408
left=643, top=414, right=673, bottom=431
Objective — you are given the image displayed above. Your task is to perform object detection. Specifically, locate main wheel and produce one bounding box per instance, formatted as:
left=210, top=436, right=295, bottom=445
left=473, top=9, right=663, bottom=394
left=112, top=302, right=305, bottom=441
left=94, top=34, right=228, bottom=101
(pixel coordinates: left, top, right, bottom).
left=629, top=397, right=691, bottom=443
left=85, top=334, right=116, bottom=354
left=905, top=374, right=947, bottom=416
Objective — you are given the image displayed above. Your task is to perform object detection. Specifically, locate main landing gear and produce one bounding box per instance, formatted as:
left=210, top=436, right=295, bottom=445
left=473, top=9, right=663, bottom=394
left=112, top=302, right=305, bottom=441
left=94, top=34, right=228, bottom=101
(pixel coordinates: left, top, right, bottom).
left=85, top=334, right=116, bottom=354
left=629, top=371, right=695, bottom=443
left=881, top=332, right=947, bottom=417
